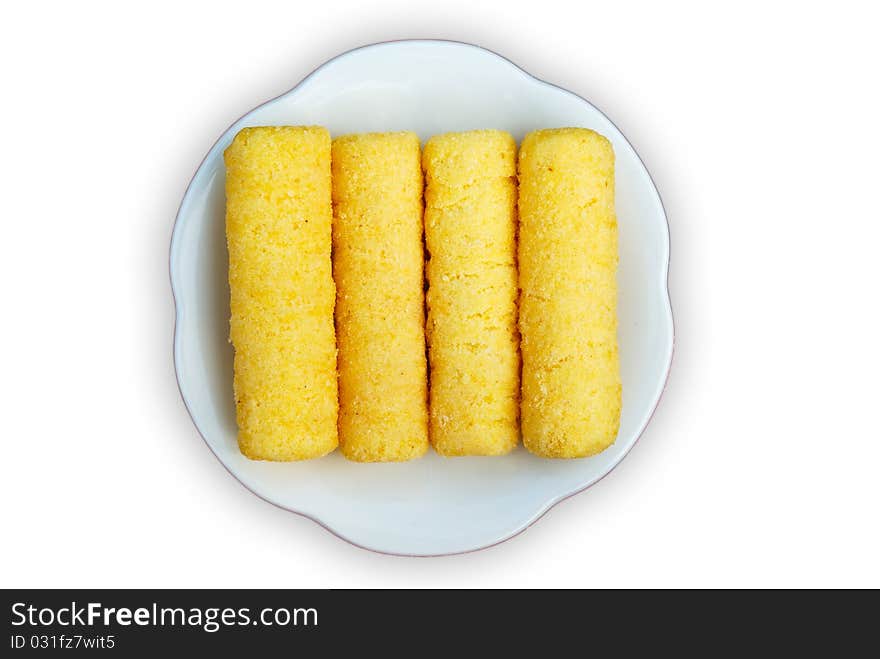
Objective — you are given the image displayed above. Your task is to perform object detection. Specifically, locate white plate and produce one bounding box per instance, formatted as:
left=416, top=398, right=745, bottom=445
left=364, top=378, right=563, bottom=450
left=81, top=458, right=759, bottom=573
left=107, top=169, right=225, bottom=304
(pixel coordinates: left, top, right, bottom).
left=170, top=40, right=673, bottom=556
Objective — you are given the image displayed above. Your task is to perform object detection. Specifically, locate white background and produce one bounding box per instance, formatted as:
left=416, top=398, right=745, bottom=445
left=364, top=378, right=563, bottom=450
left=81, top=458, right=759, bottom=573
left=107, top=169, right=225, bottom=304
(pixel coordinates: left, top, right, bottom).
left=2, top=0, right=878, bottom=588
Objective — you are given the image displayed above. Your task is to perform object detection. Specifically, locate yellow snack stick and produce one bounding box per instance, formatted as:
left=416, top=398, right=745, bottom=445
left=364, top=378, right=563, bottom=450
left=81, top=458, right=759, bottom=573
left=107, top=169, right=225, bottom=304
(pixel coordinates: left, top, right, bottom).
left=423, top=130, right=520, bottom=456
left=518, top=128, right=621, bottom=458
left=224, top=126, right=338, bottom=460
left=332, top=132, right=429, bottom=462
